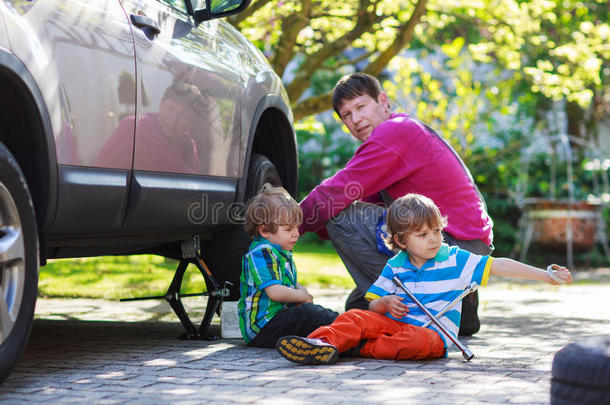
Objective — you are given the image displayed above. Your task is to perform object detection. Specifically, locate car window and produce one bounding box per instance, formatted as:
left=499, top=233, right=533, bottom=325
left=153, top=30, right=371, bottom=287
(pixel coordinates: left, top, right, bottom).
left=158, top=0, right=189, bottom=13
left=190, top=0, right=206, bottom=10
left=210, top=0, right=241, bottom=13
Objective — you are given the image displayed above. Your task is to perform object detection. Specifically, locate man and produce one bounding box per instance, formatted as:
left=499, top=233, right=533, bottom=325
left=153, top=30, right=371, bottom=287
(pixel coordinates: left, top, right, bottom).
left=299, top=73, right=493, bottom=336
left=96, top=82, right=203, bottom=173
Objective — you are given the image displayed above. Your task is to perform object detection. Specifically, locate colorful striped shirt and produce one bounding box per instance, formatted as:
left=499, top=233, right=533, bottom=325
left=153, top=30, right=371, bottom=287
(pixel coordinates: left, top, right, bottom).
left=238, top=236, right=298, bottom=343
left=365, top=244, right=493, bottom=349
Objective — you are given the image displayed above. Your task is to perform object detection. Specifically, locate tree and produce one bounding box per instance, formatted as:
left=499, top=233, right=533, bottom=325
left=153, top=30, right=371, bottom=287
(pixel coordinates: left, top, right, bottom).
left=229, top=0, right=429, bottom=120
left=230, top=0, right=608, bottom=128
left=449, top=0, right=608, bottom=140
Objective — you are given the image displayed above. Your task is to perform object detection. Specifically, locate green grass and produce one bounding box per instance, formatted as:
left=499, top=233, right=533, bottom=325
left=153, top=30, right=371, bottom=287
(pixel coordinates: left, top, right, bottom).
left=293, top=242, right=355, bottom=289
left=36, top=240, right=610, bottom=299
left=39, top=241, right=354, bottom=300
left=39, top=255, right=205, bottom=300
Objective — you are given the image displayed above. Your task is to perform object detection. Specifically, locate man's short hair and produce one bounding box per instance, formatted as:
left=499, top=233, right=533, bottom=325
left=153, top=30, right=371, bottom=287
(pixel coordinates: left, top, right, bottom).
left=332, top=73, right=383, bottom=115
left=385, top=194, right=448, bottom=251
left=162, top=82, right=203, bottom=105
left=244, top=184, right=303, bottom=239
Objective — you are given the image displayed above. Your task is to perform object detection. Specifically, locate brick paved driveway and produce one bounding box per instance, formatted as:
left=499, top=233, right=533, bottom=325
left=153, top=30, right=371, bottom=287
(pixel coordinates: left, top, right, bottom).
left=1, top=271, right=608, bottom=404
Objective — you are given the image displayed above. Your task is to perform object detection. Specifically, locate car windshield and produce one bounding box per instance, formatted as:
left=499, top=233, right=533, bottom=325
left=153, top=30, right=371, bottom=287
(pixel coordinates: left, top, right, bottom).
left=160, top=0, right=190, bottom=13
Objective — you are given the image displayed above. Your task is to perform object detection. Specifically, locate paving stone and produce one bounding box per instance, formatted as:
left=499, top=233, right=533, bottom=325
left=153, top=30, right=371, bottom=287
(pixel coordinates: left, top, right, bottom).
left=1, top=277, right=608, bottom=404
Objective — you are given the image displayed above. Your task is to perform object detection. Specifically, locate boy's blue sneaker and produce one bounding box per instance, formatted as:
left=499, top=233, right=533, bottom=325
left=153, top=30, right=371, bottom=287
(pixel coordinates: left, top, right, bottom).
left=276, top=336, right=338, bottom=365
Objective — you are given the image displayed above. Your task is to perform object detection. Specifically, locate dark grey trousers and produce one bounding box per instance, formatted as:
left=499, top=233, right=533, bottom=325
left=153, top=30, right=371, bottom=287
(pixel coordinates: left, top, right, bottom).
left=326, top=202, right=388, bottom=298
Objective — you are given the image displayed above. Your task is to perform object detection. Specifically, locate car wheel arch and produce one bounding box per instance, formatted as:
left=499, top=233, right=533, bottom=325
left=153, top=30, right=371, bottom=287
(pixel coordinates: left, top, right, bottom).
left=0, top=50, right=57, bottom=235
left=240, top=94, right=297, bottom=201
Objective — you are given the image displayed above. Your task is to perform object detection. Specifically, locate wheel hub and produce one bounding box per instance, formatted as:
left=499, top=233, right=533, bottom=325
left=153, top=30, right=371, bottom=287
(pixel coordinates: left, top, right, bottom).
left=0, top=182, right=25, bottom=343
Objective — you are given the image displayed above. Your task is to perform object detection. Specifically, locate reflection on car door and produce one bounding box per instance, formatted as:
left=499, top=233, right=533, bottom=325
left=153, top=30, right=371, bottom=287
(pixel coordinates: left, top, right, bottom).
left=120, top=0, right=243, bottom=231
left=3, top=0, right=138, bottom=234
left=4, top=0, right=138, bottom=169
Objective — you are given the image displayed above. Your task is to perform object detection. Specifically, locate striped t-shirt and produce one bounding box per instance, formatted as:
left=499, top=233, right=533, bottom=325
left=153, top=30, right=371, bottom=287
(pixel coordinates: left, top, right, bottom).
left=365, top=244, right=493, bottom=348
left=238, top=236, right=297, bottom=344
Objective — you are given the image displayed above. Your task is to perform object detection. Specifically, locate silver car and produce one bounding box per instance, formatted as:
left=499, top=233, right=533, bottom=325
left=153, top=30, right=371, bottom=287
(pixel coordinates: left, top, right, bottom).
left=0, top=0, right=297, bottom=383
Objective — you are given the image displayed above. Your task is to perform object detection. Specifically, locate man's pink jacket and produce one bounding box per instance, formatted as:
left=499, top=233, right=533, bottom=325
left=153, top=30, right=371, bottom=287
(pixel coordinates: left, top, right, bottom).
left=299, top=113, right=494, bottom=245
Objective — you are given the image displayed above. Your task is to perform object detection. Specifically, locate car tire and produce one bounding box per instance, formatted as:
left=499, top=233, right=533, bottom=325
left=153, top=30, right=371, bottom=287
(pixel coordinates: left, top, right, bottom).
left=243, top=154, right=282, bottom=200
left=0, top=143, right=39, bottom=385
left=550, top=335, right=610, bottom=405
left=551, top=380, right=610, bottom=405
left=203, top=154, right=281, bottom=300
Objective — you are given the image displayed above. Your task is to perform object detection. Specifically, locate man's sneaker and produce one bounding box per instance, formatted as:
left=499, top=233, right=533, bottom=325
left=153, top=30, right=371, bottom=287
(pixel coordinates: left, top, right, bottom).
left=276, top=336, right=338, bottom=365
left=344, top=287, right=369, bottom=311
left=458, top=290, right=480, bottom=337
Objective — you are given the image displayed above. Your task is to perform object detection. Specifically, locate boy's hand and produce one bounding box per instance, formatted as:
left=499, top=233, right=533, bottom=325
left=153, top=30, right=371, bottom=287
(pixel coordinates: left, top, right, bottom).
left=547, top=264, right=573, bottom=285
left=301, top=291, right=314, bottom=303
left=264, top=284, right=313, bottom=304
left=295, top=283, right=313, bottom=303
left=382, top=295, right=410, bottom=319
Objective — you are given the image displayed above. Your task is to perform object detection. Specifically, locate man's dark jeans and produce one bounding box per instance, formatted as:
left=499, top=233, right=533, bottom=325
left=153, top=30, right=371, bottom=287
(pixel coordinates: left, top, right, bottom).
left=248, top=303, right=338, bottom=348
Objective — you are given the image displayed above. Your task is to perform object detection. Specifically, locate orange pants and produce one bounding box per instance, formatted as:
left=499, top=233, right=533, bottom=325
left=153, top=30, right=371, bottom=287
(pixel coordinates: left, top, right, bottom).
left=308, top=309, right=445, bottom=360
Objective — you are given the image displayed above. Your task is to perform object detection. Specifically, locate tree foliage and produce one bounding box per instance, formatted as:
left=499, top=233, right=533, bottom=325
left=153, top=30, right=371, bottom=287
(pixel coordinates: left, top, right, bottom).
left=229, top=0, right=430, bottom=119
left=230, top=0, right=608, bottom=126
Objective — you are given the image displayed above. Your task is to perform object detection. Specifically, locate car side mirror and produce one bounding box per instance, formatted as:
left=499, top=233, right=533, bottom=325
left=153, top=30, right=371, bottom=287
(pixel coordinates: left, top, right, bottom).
left=190, top=0, right=252, bottom=24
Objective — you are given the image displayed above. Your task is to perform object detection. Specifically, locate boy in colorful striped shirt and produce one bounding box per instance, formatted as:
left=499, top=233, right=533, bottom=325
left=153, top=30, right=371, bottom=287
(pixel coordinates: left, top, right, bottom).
left=238, top=185, right=338, bottom=347
left=276, top=194, right=572, bottom=364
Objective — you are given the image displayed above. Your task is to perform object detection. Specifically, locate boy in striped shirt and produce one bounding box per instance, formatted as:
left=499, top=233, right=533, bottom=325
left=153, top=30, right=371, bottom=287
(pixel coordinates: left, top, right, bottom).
left=276, top=193, right=572, bottom=364
left=238, top=185, right=338, bottom=348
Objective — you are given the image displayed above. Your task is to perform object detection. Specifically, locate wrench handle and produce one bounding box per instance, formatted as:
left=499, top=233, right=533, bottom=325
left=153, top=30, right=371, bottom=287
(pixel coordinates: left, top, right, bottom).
left=421, top=282, right=479, bottom=328
left=547, top=264, right=568, bottom=284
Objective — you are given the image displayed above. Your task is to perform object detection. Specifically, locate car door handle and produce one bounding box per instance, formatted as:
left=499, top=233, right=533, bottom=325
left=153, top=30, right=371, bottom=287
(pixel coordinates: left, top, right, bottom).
left=130, top=14, right=161, bottom=37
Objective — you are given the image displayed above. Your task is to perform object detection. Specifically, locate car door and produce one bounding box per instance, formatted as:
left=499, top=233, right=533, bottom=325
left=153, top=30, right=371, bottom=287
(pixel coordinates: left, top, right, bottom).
left=120, top=0, right=243, bottom=231
left=2, top=0, right=137, bottom=234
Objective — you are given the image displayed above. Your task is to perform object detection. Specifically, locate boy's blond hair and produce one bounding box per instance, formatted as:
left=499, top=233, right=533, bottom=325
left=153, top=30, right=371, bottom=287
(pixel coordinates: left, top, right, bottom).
left=244, top=184, right=302, bottom=239
left=385, top=194, right=448, bottom=251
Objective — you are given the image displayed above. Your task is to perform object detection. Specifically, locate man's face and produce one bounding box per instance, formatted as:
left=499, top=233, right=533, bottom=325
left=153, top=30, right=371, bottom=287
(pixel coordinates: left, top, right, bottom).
left=158, top=98, right=195, bottom=141
left=337, top=93, right=391, bottom=142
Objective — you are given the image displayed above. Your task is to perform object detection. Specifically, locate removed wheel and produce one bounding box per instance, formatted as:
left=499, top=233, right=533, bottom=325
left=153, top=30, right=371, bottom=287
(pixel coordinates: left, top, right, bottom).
left=551, top=335, right=610, bottom=404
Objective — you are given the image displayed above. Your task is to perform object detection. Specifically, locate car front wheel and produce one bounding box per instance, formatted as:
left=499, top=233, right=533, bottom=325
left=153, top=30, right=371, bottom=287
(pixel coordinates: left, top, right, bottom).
left=203, top=154, right=281, bottom=300
left=0, top=143, right=39, bottom=384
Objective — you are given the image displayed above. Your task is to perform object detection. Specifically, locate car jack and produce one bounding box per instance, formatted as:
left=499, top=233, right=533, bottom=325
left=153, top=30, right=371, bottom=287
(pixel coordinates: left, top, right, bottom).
left=121, top=236, right=231, bottom=340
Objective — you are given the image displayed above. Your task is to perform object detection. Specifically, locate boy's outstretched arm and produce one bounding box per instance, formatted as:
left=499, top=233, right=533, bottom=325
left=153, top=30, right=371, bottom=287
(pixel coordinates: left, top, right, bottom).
left=490, top=258, right=572, bottom=285
left=264, top=284, right=314, bottom=304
